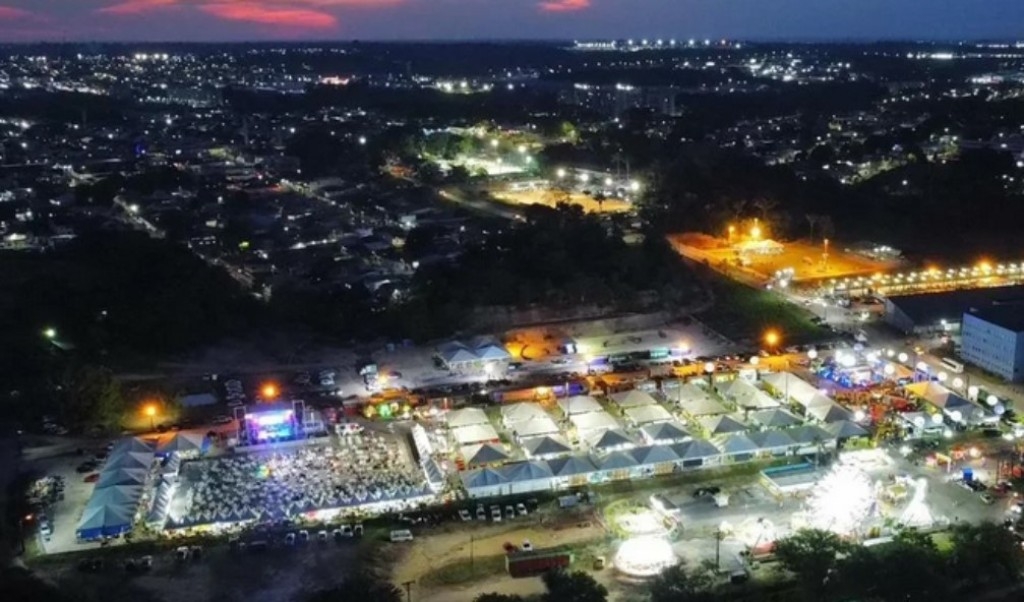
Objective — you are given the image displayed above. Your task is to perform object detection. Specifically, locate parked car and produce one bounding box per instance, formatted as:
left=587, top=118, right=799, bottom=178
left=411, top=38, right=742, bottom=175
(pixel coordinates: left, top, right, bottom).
left=458, top=509, right=472, bottom=521
left=981, top=493, right=996, bottom=505
left=476, top=505, right=487, bottom=520
left=390, top=529, right=414, bottom=542
left=516, top=503, right=528, bottom=516
left=522, top=540, right=533, bottom=552
left=505, top=505, right=516, bottom=520
left=693, top=486, right=722, bottom=498
left=491, top=506, right=502, bottom=522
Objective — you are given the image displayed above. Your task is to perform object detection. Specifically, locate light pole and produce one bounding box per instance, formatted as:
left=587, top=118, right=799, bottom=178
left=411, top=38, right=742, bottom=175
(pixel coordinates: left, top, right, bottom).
left=704, top=362, right=715, bottom=388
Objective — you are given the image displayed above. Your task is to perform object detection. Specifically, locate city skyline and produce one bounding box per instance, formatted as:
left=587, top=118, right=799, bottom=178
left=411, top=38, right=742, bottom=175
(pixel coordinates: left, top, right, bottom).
left=0, top=0, right=1023, bottom=42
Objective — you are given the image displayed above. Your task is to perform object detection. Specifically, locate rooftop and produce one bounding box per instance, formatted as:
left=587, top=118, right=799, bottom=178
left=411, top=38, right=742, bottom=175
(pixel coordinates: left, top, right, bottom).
left=967, top=302, right=1024, bottom=333
left=887, top=285, right=1024, bottom=326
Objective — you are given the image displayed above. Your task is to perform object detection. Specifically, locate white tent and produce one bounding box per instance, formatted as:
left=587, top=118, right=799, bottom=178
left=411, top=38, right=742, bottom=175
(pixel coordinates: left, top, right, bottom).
left=719, top=379, right=779, bottom=410
left=610, top=390, right=658, bottom=408
left=761, top=372, right=822, bottom=407
left=569, top=411, right=620, bottom=434
left=698, top=414, right=749, bottom=435
left=676, top=385, right=729, bottom=416
left=511, top=416, right=561, bottom=438
left=749, top=408, right=802, bottom=429
left=501, top=402, right=549, bottom=425
left=557, top=395, right=603, bottom=416
left=446, top=407, right=490, bottom=428
left=640, top=421, right=692, bottom=444
left=452, top=423, right=500, bottom=445
left=624, top=404, right=674, bottom=425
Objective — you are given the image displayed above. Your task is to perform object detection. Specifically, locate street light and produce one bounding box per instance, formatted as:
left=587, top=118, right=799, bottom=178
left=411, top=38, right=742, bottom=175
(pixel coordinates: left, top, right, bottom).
left=261, top=382, right=279, bottom=400
left=763, top=329, right=780, bottom=349
left=144, top=404, right=157, bottom=430
left=556, top=168, right=566, bottom=179
left=43, top=327, right=57, bottom=340
left=807, top=349, right=818, bottom=360
left=750, top=356, right=760, bottom=366
left=704, top=362, right=715, bottom=386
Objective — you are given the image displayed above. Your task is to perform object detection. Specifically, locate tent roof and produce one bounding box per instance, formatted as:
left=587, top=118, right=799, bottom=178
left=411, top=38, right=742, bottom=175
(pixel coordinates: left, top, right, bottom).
left=585, top=428, right=634, bottom=451
left=546, top=456, right=597, bottom=477
left=501, top=402, right=549, bottom=424
left=594, top=450, right=639, bottom=470
left=522, top=435, right=572, bottom=457
left=77, top=501, right=134, bottom=537
left=437, top=341, right=477, bottom=364
left=511, top=416, right=561, bottom=438
left=806, top=403, right=855, bottom=423
left=155, top=432, right=206, bottom=454
left=905, top=381, right=975, bottom=411
left=748, top=429, right=797, bottom=449
left=96, top=468, right=148, bottom=489
left=609, top=390, right=658, bottom=408
left=557, top=395, right=604, bottom=415
left=826, top=420, right=870, bottom=439
left=105, top=450, right=154, bottom=471
left=714, top=432, right=760, bottom=455
left=787, top=424, right=835, bottom=445
left=624, top=404, right=675, bottom=425
left=629, top=445, right=678, bottom=465
left=719, top=379, right=779, bottom=409
left=475, top=343, right=511, bottom=361
left=671, top=439, right=721, bottom=460
left=462, top=467, right=507, bottom=488
left=452, top=423, right=500, bottom=445
left=461, top=443, right=510, bottom=465
left=640, top=421, right=692, bottom=443
left=677, top=393, right=730, bottom=417
left=698, top=414, right=749, bottom=435
left=500, top=460, right=554, bottom=482
left=446, top=407, right=490, bottom=428
left=761, top=372, right=822, bottom=406
left=569, top=411, right=620, bottom=433
left=749, top=408, right=802, bottom=429
left=111, top=437, right=155, bottom=455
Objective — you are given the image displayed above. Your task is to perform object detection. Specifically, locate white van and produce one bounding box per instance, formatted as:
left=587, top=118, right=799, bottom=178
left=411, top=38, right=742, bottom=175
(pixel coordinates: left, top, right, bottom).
left=390, top=529, right=414, bottom=542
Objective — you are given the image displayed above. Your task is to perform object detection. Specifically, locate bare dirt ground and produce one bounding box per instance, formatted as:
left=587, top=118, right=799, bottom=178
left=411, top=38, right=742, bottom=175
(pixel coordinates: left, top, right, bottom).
left=492, top=189, right=633, bottom=214
left=391, top=515, right=610, bottom=602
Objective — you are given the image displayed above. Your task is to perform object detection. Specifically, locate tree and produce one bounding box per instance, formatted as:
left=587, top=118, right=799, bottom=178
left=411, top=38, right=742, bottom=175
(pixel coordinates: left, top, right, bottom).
left=305, top=573, right=402, bottom=602
left=540, top=569, right=607, bottom=602
left=836, top=529, right=950, bottom=602
left=805, top=213, right=819, bottom=241
left=60, top=365, right=125, bottom=431
left=773, top=529, right=851, bottom=597
left=648, top=563, right=717, bottom=602
left=948, top=522, right=1024, bottom=587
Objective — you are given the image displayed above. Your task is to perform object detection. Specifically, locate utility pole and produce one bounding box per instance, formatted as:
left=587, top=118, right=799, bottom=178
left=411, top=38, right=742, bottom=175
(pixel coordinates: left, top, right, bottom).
left=470, top=535, right=475, bottom=567
left=714, top=528, right=723, bottom=572
left=402, top=580, right=413, bottom=602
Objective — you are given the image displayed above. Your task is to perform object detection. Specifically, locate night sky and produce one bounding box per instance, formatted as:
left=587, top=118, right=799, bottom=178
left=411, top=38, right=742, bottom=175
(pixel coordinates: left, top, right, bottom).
left=1, top=1, right=1023, bottom=42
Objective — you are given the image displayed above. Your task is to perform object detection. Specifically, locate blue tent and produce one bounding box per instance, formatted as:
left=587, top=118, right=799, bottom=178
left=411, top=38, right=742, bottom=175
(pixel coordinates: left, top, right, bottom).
left=76, top=485, right=142, bottom=540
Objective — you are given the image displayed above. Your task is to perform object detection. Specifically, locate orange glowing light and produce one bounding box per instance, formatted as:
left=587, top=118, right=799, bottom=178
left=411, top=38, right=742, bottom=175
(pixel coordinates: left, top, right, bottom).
left=261, top=383, right=279, bottom=399
left=764, top=330, right=780, bottom=348
left=144, top=404, right=157, bottom=417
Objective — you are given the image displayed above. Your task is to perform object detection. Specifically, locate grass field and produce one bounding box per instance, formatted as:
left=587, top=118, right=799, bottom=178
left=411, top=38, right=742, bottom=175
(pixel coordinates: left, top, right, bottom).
left=698, top=274, right=830, bottom=346
left=419, top=554, right=507, bottom=587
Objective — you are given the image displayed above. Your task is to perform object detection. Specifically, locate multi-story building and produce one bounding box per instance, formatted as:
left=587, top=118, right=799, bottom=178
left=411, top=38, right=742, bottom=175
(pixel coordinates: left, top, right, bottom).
left=961, top=304, right=1024, bottom=382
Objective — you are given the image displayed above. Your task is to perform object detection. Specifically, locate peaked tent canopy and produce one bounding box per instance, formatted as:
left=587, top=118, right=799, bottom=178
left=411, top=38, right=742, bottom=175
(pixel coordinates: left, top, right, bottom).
left=547, top=456, right=597, bottom=477
left=698, top=414, right=749, bottom=435
left=585, top=428, right=635, bottom=451
left=826, top=420, right=870, bottom=439
left=522, top=435, right=572, bottom=457
left=557, top=395, right=604, bottom=416
left=749, top=408, right=802, bottom=429
left=501, top=460, right=554, bottom=482
left=461, top=443, right=510, bottom=466
left=609, top=390, right=658, bottom=408
left=640, top=421, right=692, bottom=444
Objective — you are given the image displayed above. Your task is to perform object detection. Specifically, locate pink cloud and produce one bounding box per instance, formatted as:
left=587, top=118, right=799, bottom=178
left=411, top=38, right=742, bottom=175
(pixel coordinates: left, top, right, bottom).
left=0, top=5, right=31, bottom=20
left=199, top=3, right=338, bottom=29
left=538, top=0, right=590, bottom=12
left=98, top=0, right=180, bottom=16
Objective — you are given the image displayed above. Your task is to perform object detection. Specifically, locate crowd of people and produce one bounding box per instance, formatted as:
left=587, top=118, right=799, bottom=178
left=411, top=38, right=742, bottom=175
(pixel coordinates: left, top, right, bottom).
left=167, top=432, right=431, bottom=527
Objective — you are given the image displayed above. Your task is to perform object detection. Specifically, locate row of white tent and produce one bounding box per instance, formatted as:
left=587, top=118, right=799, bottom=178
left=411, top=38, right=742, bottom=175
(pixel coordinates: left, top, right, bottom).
left=461, top=421, right=865, bottom=498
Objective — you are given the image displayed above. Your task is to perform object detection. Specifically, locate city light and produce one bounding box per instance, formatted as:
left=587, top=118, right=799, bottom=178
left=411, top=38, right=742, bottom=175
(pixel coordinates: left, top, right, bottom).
left=43, top=327, right=57, bottom=340
left=144, top=403, right=157, bottom=429
left=629, top=180, right=641, bottom=192
left=261, top=383, right=279, bottom=400
left=807, top=348, right=818, bottom=360
left=898, top=352, right=909, bottom=363
left=704, top=362, right=715, bottom=374
left=556, top=168, right=566, bottom=179
left=750, top=356, right=760, bottom=366
left=763, top=329, right=780, bottom=348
